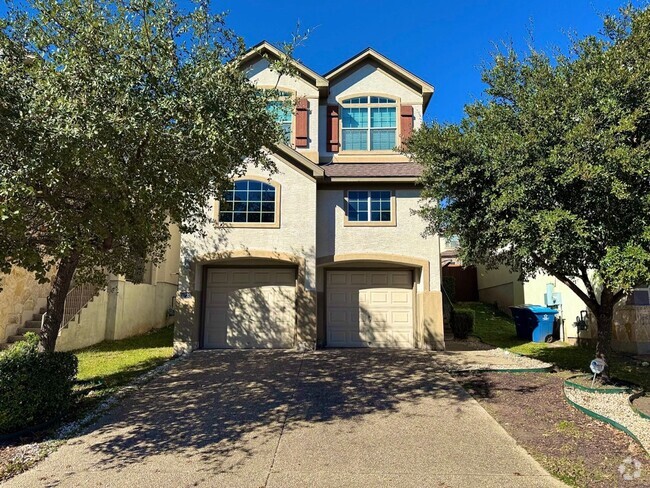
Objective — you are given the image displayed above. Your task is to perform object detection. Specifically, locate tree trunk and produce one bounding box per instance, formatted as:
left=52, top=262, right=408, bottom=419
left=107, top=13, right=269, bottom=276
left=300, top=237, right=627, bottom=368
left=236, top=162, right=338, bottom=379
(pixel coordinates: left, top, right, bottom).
left=594, top=287, right=616, bottom=381
left=39, top=251, right=80, bottom=352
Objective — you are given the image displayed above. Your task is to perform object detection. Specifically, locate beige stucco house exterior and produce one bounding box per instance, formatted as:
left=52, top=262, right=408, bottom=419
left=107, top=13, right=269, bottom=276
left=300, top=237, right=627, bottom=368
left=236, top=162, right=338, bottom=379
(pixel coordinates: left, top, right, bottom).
left=175, top=42, right=444, bottom=353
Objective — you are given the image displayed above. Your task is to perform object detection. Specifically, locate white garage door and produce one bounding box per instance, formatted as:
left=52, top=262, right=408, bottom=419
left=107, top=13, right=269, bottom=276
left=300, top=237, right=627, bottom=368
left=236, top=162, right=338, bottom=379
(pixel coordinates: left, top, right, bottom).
left=326, top=270, right=414, bottom=348
left=203, top=267, right=297, bottom=348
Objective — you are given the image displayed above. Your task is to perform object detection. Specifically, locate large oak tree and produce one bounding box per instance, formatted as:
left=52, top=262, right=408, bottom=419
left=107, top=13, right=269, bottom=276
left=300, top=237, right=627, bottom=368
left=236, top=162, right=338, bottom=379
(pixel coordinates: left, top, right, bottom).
left=0, top=0, right=285, bottom=351
left=407, top=5, right=650, bottom=372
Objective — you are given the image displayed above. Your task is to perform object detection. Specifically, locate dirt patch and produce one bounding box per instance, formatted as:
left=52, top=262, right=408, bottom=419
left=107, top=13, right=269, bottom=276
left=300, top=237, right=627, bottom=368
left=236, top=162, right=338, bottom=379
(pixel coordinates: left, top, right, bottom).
left=457, top=372, right=649, bottom=487
left=632, top=395, right=650, bottom=418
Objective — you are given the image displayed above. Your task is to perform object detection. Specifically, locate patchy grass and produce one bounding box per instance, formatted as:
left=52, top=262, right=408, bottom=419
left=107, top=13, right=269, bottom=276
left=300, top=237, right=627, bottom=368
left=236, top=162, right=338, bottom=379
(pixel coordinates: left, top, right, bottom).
left=75, top=325, right=174, bottom=387
left=460, top=302, right=650, bottom=391
left=459, top=372, right=649, bottom=488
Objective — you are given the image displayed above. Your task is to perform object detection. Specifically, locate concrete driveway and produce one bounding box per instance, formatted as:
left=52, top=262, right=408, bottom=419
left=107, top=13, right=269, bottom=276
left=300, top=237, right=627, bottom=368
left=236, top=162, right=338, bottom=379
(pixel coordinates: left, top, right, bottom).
left=5, top=350, right=564, bottom=487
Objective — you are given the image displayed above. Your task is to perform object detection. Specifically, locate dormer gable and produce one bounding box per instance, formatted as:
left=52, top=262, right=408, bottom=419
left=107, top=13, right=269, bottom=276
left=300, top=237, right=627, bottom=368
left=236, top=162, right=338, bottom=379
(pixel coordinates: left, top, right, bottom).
left=324, top=48, right=434, bottom=111
left=240, top=41, right=328, bottom=95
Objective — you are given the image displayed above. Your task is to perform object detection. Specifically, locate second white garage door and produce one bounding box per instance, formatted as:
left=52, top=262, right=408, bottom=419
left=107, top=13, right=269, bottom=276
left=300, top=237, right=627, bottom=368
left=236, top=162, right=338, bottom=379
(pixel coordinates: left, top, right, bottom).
left=203, top=267, right=297, bottom=348
left=326, top=270, right=414, bottom=348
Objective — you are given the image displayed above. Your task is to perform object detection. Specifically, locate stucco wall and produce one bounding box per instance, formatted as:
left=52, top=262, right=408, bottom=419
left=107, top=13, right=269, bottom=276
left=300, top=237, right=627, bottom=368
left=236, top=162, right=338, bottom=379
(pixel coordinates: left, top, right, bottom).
left=177, top=156, right=318, bottom=353
left=316, top=187, right=440, bottom=292
left=246, top=58, right=320, bottom=162
left=181, top=156, right=318, bottom=293
left=321, top=63, right=424, bottom=161
left=56, top=291, right=110, bottom=351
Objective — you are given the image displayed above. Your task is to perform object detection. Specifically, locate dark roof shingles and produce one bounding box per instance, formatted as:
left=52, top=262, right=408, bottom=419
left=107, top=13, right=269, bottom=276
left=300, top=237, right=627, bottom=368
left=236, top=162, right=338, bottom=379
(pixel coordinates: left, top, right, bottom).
left=321, top=162, right=423, bottom=178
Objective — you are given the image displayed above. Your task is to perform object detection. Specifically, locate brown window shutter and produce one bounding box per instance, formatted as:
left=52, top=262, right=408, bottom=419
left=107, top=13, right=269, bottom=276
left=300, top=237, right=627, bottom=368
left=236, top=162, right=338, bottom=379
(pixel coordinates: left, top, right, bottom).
left=327, top=105, right=339, bottom=153
left=400, top=105, right=414, bottom=143
left=294, top=98, right=309, bottom=148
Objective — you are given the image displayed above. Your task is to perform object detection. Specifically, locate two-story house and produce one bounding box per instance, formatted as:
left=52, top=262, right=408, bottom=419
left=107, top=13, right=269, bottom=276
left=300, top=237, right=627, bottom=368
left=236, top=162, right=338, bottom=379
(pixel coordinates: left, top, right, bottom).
left=175, top=41, right=443, bottom=353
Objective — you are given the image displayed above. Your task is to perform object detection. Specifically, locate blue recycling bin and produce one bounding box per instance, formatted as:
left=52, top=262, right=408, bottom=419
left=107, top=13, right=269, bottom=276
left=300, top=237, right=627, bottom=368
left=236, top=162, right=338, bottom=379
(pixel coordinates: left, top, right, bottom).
left=509, top=305, right=560, bottom=343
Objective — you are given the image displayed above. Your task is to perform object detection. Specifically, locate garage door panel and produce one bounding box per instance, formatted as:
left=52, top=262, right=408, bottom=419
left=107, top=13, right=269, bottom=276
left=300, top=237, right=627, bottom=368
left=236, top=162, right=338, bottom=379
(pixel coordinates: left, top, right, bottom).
left=203, top=267, right=296, bottom=349
left=327, top=270, right=414, bottom=348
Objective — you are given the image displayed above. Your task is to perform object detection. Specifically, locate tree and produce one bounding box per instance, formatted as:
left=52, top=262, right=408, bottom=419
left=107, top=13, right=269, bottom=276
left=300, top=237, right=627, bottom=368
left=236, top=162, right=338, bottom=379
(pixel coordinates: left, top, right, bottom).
left=0, top=0, right=285, bottom=351
left=407, top=5, right=650, bottom=374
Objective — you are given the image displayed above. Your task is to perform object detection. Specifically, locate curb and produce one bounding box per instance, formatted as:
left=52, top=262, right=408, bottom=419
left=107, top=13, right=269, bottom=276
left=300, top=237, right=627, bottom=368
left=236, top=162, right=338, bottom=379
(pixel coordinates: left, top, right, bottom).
left=562, top=386, right=645, bottom=452
left=629, top=391, right=650, bottom=421
left=564, top=374, right=634, bottom=394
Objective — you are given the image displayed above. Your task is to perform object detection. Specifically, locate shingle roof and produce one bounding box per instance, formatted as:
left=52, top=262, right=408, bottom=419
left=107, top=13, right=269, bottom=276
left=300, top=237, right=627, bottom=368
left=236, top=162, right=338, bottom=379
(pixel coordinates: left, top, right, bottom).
left=321, top=162, right=423, bottom=178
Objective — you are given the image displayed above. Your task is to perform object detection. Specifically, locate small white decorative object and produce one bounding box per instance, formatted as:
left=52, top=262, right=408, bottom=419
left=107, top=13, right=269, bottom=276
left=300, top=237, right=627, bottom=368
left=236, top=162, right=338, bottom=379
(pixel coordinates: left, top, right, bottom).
left=590, top=358, right=607, bottom=387
left=642, top=361, right=649, bottom=367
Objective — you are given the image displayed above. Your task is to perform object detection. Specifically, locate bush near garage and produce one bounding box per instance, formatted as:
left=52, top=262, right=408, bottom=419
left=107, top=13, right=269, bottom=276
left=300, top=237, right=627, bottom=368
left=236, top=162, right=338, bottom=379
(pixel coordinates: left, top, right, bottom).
left=451, top=309, right=475, bottom=339
left=0, top=333, right=78, bottom=434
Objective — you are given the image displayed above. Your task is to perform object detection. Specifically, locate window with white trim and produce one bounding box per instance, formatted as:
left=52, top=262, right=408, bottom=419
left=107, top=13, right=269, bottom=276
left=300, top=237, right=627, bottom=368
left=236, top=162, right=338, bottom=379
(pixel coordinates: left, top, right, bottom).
left=341, top=96, right=397, bottom=151
left=219, top=180, right=276, bottom=224
left=266, top=91, right=293, bottom=144
left=347, top=191, right=392, bottom=222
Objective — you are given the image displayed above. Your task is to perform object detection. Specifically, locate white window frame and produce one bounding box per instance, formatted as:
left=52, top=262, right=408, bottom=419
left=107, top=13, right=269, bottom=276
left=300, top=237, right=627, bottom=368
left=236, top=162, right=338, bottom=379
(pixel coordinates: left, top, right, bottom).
left=340, top=95, right=399, bottom=152
left=344, top=190, right=396, bottom=227
left=216, top=177, right=281, bottom=229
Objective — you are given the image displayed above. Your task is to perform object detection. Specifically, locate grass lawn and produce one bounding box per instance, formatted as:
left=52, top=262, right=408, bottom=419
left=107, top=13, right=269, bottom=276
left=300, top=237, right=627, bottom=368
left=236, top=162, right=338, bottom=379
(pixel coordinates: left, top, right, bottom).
left=459, top=302, right=650, bottom=391
left=75, top=325, right=174, bottom=389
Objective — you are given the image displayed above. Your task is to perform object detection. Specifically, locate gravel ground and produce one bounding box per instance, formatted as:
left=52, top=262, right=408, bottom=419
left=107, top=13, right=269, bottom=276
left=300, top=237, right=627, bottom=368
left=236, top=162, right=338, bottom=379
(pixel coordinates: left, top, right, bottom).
left=439, top=346, right=554, bottom=372
left=564, top=385, right=650, bottom=452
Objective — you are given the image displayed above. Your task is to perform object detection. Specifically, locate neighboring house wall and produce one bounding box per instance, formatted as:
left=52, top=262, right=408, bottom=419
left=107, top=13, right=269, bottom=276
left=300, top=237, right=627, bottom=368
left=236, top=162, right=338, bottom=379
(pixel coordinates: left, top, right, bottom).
left=611, top=305, right=650, bottom=354
left=176, top=156, right=318, bottom=353
left=0, top=267, right=52, bottom=343
left=478, top=265, right=649, bottom=353
left=1, top=225, right=181, bottom=352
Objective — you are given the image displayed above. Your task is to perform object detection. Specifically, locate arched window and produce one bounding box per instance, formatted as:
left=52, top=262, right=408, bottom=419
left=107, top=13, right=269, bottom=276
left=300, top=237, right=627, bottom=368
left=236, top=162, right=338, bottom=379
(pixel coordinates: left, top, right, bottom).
left=341, top=96, right=398, bottom=151
left=219, top=179, right=277, bottom=224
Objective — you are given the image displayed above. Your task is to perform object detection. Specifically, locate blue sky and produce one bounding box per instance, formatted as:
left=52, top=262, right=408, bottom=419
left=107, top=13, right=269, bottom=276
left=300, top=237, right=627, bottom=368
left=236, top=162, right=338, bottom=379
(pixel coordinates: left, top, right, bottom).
left=2, top=0, right=643, bottom=123
left=211, top=0, right=640, bottom=123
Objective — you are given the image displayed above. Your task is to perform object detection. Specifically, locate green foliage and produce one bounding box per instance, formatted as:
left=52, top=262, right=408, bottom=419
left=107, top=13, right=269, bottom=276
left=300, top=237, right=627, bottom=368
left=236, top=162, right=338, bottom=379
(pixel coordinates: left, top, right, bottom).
left=442, top=275, right=456, bottom=303
left=0, top=0, right=284, bottom=288
left=407, top=6, right=650, bottom=310
left=0, top=336, right=78, bottom=434
left=451, top=309, right=474, bottom=339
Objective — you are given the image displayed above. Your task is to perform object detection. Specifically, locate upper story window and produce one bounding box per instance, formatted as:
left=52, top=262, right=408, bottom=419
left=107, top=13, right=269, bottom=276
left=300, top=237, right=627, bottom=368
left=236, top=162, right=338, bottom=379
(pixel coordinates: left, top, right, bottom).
left=341, top=96, right=397, bottom=151
left=266, top=91, right=293, bottom=144
left=218, top=179, right=278, bottom=226
left=345, top=190, right=396, bottom=227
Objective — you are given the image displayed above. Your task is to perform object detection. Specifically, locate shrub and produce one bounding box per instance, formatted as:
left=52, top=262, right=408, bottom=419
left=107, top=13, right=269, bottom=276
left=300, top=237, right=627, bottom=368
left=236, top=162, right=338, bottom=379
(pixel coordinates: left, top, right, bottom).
left=442, top=276, right=456, bottom=303
left=451, top=309, right=475, bottom=339
left=0, top=333, right=78, bottom=434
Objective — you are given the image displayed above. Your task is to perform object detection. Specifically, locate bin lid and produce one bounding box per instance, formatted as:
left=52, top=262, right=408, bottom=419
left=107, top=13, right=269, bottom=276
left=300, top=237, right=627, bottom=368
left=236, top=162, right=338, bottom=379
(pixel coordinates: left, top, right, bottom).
left=522, top=305, right=559, bottom=315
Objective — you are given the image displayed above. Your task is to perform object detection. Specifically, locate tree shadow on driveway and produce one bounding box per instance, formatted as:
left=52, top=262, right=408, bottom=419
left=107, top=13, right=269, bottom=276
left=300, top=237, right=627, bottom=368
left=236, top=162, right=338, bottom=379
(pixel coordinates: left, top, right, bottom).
left=83, top=349, right=473, bottom=474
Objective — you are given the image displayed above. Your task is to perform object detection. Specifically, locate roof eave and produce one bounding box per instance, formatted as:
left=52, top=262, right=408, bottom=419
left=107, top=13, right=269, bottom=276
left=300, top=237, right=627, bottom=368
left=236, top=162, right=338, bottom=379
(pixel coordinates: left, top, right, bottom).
left=241, top=41, right=329, bottom=91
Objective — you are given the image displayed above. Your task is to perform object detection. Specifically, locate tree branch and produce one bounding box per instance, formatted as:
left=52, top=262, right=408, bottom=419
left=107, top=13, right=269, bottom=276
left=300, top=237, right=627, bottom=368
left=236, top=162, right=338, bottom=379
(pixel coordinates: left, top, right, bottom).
left=579, top=267, right=597, bottom=301
left=531, top=253, right=599, bottom=312
left=612, top=289, right=626, bottom=304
